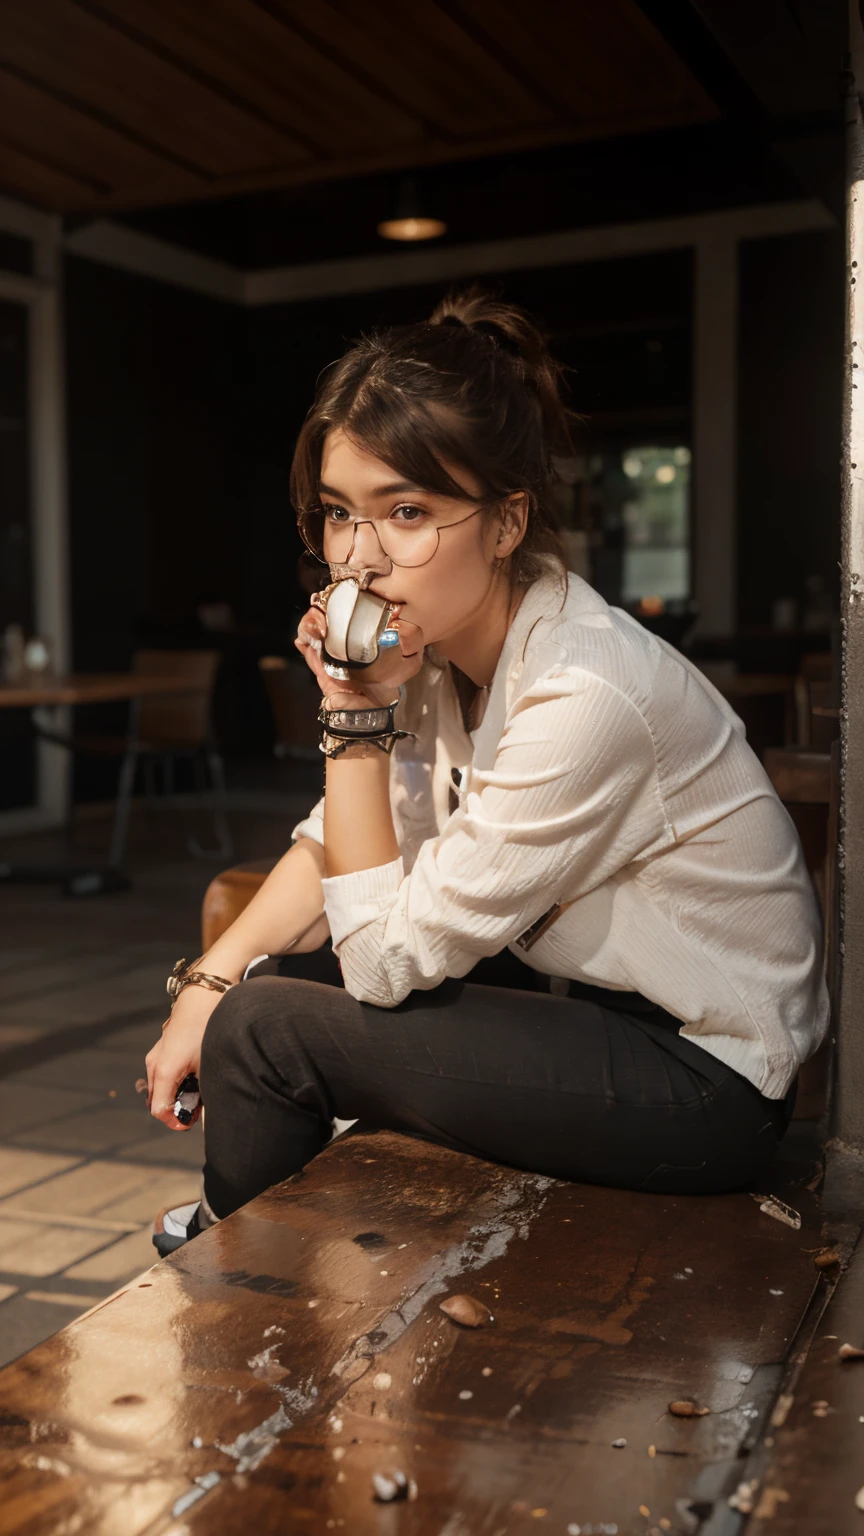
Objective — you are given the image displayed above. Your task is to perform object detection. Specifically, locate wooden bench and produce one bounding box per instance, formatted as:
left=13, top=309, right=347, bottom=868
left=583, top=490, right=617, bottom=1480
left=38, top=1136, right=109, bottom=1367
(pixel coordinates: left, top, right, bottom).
left=0, top=1127, right=846, bottom=1534
left=1, top=773, right=844, bottom=1531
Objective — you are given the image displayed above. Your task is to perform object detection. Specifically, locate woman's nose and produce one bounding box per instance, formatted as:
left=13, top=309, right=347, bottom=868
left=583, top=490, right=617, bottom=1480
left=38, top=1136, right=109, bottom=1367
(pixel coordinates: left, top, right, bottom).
left=347, top=519, right=390, bottom=570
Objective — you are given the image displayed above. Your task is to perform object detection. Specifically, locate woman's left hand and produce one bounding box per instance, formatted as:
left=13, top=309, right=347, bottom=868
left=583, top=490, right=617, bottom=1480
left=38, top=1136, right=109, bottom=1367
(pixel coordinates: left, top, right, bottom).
left=295, top=604, right=425, bottom=705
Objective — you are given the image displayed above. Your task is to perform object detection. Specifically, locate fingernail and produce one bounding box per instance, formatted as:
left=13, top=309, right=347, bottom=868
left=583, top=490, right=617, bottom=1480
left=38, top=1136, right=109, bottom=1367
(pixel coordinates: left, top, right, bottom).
left=378, top=629, right=400, bottom=647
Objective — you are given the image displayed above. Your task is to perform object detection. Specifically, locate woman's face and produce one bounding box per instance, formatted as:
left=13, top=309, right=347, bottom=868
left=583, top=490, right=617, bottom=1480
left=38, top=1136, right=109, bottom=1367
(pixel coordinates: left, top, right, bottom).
left=316, top=429, right=516, bottom=646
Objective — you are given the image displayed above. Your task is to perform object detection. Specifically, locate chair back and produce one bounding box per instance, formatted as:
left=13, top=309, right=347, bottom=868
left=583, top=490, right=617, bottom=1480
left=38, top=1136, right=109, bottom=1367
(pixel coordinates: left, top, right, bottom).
left=764, top=741, right=840, bottom=1118
left=259, top=657, right=320, bottom=755
left=134, top=649, right=219, bottom=748
left=794, top=652, right=837, bottom=749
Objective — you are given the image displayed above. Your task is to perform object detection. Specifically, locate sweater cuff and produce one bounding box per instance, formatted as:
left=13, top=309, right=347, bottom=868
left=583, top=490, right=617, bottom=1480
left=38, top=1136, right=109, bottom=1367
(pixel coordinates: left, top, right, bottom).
left=321, top=856, right=404, bottom=950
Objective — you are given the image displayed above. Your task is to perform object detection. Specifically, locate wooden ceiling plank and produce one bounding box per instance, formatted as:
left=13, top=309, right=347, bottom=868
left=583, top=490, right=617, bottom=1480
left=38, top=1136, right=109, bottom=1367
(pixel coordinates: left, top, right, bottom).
left=432, top=0, right=577, bottom=120
left=0, top=139, right=108, bottom=211
left=433, top=0, right=717, bottom=121
left=0, top=55, right=212, bottom=184
left=317, top=0, right=557, bottom=134
left=179, top=104, right=715, bottom=203
left=0, top=68, right=202, bottom=206
left=252, top=0, right=457, bottom=143
left=86, top=0, right=426, bottom=158
left=70, top=0, right=321, bottom=164
left=0, top=0, right=720, bottom=213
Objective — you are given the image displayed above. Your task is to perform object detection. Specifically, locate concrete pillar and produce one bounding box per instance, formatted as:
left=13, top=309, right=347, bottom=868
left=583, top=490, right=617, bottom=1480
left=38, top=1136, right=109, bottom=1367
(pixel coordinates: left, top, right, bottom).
left=831, top=0, right=864, bottom=1151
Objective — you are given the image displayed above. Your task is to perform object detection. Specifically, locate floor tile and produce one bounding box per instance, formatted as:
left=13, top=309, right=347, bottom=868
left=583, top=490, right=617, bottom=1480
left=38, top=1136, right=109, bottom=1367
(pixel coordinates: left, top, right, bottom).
left=64, top=1226, right=157, bottom=1282
left=0, top=1220, right=115, bottom=1278
left=11, top=1104, right=161, bottom=1154
left=24, top=1290, right=102, bottom=1308
left=0, top=1023, right=62, bottom=1052
left=0, top=1159, right=169, bottom=1218
left=0, top=964, right=167, bottom=1026
left=0, top=949, right=57, bottom=977
left=96, top=1169, right=198, bottom=1224
left=99, top=1020, right=165, bottom=1054
left=14, top=1047, right=149, bottom=1096
left=117, top=1126, right=205, bottom=1168
left=0, top=1149, right=80, bottom=1199
left=0, top=1082, right=101, bottom=1137
left=0, top=1292, right=92, bottom=1368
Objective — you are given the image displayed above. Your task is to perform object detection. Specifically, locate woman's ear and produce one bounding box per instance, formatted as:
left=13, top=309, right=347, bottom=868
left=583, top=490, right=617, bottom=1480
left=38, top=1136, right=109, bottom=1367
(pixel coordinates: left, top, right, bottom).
left=495, top=493, right=529, bottom=560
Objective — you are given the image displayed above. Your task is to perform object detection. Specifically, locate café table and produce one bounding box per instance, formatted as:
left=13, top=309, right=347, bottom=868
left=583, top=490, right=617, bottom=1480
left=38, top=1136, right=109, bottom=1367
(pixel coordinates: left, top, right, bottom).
left=0, top=671, right=205, bottom=896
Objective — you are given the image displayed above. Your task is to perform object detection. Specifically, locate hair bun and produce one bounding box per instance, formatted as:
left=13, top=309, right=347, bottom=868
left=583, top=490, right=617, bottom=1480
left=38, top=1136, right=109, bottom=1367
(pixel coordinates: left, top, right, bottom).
left=469, top=318, right=521, bottom=357
left=430, top=284, right=573, bottom=454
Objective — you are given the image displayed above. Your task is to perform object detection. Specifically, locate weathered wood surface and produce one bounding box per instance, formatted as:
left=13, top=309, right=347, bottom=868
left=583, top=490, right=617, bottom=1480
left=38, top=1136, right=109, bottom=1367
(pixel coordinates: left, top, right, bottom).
left=749, top=1232, right=864, bottom=1535
left=0, top=1130, right=829, bottom=1535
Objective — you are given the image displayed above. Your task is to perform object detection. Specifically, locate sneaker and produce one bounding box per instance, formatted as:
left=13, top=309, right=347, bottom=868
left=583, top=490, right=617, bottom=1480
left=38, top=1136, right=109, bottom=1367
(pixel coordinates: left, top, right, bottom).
left=153, top=1200, right=204, bottom=1258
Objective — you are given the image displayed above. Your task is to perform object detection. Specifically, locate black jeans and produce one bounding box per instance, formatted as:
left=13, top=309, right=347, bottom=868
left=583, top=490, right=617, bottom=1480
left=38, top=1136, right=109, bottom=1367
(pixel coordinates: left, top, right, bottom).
left=199, top=945, right=795, bottom=1218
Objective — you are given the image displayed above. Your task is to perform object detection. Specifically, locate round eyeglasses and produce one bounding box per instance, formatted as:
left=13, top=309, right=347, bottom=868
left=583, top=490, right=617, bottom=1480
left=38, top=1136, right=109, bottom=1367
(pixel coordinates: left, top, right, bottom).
left=297, top=504, right=487, bottom=570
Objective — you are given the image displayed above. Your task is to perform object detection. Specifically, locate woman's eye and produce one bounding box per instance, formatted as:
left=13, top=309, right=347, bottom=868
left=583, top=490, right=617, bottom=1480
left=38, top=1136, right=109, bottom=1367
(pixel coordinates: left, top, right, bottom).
left=322, top=504, right=351, bottom=524
left=392, top=504, right=426, bottom=525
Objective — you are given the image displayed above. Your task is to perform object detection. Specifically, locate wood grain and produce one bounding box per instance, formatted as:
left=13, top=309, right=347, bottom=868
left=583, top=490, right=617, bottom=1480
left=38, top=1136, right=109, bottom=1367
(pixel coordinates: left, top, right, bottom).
left=0, top=1128, right=828, bottom=1533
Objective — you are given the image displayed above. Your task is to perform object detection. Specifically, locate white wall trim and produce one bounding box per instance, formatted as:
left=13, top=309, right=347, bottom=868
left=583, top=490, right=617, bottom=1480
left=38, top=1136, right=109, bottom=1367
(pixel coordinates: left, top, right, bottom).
left=54, top=198, right=835, bottom=308
left=243, top=199, right=833, bottom=306
left=64, top=220, right=243, bottom=303
left=0, top=193, right=60, bottom=247
left=0, top=201, right=70, bottom=828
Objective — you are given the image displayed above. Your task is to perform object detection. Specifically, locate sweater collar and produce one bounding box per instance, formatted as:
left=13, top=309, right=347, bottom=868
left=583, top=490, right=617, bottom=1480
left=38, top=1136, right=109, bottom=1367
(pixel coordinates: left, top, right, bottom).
left=467, top=561, right=569, bottom=764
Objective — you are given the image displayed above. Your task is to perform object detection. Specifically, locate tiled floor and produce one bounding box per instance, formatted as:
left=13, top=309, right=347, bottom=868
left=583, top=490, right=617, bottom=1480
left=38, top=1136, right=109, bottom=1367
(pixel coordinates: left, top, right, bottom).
left=0, top=767, right=318, bottom=1366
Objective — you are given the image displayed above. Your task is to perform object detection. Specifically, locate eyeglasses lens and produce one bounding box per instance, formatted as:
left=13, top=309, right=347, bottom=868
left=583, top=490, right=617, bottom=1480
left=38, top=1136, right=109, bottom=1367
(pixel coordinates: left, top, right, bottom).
left=300, top=513, right=441, bottom=568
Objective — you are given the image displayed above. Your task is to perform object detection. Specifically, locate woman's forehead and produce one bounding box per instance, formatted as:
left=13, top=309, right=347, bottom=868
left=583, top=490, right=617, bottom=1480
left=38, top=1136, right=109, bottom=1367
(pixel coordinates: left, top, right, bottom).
left=320, top=427, right=482, bottom=501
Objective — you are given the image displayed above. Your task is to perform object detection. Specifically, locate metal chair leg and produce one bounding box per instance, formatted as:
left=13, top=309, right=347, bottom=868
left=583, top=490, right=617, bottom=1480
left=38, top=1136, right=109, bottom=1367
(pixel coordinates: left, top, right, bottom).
left=143, top=754, right=157, bottom=806
left=108, top=696, right=141, bottom=868
left=187, top=748, right=233, bottom=861
left=109, top=746, right=138, bottom=868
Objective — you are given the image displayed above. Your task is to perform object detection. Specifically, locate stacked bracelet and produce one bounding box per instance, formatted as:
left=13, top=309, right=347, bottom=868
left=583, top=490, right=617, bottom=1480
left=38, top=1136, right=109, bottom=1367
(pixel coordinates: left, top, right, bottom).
left=166, top=957, right=234, bottom=1006
left=317, top=695, right=415, bottom=759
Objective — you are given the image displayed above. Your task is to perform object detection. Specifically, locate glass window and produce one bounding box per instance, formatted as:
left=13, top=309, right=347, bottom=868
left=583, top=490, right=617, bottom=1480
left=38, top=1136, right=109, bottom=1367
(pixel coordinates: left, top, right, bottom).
left=553, top=445, right=691, bottom=615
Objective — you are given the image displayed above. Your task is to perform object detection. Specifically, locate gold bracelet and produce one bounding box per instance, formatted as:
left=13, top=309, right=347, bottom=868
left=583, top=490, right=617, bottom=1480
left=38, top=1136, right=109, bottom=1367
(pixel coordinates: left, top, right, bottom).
left=166, top=957, right=235, bottom=1006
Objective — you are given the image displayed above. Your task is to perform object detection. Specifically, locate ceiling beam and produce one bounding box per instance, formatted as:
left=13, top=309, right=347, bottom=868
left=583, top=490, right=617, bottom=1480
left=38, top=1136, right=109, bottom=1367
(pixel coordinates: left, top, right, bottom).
left=58, top=197, right=834, bottom=307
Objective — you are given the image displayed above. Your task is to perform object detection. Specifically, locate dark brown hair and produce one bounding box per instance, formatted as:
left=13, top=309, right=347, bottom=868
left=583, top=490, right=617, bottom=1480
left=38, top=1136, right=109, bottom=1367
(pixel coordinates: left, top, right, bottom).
left=290, top=286, right=574, bottom=586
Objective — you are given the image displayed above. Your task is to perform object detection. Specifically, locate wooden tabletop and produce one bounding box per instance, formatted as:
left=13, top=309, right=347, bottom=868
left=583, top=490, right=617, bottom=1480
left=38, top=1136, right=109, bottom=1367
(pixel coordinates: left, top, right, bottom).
left=0, top=672, right=207, bottom=708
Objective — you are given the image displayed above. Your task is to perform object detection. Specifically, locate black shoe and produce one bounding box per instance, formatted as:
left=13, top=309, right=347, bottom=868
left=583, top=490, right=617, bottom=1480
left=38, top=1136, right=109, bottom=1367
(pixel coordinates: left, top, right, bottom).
left=153, top=1200, right=204, bottom=1257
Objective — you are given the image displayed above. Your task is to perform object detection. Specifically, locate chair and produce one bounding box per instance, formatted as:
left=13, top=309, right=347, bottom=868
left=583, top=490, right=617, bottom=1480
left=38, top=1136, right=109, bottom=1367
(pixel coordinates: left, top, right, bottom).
left=202, top=856, right=276, bottom=951
left=73, top=649, right=232, bottom=867
left=764, top=740, right=840, bottom=1119
left=258, top=656, right=320, bottom=759
left=794, top=652, right=838, bottom=751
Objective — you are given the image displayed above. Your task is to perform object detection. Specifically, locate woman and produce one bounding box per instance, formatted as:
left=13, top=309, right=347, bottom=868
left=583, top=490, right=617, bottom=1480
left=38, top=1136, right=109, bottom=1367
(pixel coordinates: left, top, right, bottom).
left=147, top=290, right=828, bottom=1255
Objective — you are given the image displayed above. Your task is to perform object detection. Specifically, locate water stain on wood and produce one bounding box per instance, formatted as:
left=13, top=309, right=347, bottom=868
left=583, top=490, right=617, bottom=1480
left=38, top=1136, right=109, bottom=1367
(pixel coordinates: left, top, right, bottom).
left=0, top=1129, right=826, bottom=1534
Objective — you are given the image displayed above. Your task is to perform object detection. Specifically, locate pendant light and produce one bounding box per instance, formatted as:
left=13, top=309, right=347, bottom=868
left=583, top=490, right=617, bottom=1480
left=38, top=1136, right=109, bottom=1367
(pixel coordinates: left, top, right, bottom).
left=377, top=176, right=446, bottom=242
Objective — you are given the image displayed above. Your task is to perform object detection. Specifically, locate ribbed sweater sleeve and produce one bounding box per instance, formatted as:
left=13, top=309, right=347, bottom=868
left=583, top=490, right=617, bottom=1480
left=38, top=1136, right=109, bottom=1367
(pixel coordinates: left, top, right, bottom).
left=321, top=669, right=670, bottom=1007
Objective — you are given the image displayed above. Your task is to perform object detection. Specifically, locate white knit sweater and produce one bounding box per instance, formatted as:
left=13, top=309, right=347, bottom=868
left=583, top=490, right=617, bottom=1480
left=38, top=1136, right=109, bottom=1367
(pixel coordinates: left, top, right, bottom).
left=293, top=568, right=829, bottom=1099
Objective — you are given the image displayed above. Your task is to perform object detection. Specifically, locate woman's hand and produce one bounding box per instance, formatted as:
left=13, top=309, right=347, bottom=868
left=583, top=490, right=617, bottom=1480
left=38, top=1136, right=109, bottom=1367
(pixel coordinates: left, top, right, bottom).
left=145, top=986, right=223, bottom=1130
left=295, top=602, right=424, bottom=704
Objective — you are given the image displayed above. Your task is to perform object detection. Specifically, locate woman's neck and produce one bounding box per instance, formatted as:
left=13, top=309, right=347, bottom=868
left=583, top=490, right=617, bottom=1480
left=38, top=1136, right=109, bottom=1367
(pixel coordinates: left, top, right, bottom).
left=436, top=576, right=525, bottom=687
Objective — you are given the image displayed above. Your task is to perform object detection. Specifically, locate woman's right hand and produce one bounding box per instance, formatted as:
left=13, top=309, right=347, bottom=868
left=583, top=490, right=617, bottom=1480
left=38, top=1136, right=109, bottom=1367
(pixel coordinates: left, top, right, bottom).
left=145, top=985, right=224, bottom=1130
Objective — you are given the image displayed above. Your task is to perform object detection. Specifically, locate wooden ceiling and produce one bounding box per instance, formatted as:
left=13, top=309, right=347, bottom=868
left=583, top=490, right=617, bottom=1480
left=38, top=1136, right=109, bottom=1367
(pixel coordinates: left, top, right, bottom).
left=0, top=0, right=719, bottom=215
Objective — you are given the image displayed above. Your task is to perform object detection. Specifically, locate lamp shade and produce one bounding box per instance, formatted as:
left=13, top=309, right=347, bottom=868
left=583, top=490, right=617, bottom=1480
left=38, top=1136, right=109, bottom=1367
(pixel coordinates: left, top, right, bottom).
left=377, top=177, right=446, bottom=242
